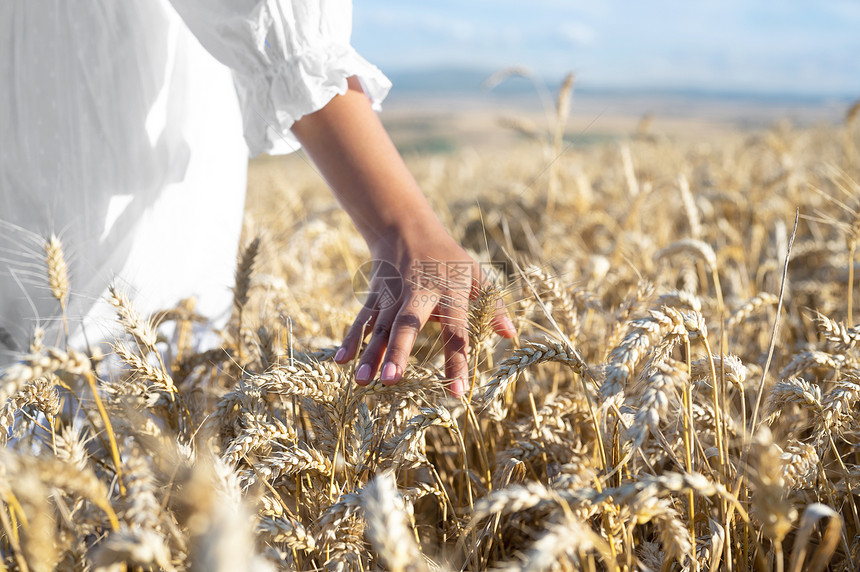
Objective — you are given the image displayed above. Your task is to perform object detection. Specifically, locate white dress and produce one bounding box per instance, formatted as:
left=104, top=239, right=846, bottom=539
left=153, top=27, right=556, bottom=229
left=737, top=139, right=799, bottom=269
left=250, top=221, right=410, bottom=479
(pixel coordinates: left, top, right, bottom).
left=0, top=0, right=390, bottom=363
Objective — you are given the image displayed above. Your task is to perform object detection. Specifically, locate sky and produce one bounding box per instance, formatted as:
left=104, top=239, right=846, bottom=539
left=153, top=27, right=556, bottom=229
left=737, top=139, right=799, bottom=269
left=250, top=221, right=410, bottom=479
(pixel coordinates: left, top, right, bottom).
left=351, top=0, right=860, bottom=97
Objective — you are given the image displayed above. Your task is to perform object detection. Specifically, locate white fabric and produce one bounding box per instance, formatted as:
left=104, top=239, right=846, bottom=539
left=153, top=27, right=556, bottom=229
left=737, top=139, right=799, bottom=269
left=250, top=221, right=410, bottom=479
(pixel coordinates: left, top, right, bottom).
left=0, top=0, right=390, bottom=363
left=170, top=0, right=391, bottom=156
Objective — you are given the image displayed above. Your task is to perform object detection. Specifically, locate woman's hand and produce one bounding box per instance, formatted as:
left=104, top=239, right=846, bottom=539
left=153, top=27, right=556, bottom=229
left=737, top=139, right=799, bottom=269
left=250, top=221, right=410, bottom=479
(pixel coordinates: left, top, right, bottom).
left=291, top=76, right=515, bottom=396
left=333, top=222, right=515, bottom=397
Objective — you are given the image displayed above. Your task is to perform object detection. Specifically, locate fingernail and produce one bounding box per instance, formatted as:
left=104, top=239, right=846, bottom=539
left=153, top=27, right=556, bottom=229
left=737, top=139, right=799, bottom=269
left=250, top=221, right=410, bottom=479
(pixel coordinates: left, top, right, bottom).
left=381, top=362, right=397, bottom=382
left=448, top=377, right=466, bottom=398
left=355, top=363, right=371, bottom=382
left=334, top=347, right=347, bottom=362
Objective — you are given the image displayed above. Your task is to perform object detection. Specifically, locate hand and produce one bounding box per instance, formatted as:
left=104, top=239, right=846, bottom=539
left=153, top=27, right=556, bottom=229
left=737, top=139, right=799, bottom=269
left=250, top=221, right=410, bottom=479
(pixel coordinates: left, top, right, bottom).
left=289, top=76, right=514, bottom=395
left=333, top=223, right=516, bottom=397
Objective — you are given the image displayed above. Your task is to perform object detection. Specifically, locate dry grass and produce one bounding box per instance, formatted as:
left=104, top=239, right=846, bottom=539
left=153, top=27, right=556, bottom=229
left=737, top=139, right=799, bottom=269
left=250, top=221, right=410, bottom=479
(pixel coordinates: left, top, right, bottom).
left=2, top=103, right=860, bottom=571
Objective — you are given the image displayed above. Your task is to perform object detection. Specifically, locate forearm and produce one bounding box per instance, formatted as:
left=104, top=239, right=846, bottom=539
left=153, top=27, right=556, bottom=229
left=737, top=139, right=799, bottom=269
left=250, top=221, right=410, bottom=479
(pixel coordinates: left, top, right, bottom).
left=290, top=76, right=514, bottom=394
left=290, top=77, right=442, bottom=248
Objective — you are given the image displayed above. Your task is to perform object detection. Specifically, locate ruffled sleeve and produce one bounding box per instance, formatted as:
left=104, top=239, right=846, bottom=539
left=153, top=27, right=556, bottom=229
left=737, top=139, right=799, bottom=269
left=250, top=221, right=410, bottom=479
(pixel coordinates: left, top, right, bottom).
left=168, top=0, right=391, bottom=156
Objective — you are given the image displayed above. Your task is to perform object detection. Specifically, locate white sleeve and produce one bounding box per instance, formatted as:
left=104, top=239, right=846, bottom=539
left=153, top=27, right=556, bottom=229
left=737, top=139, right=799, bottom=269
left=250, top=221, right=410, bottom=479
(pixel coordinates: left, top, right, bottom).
left=168, top=0, right=391, bottom=156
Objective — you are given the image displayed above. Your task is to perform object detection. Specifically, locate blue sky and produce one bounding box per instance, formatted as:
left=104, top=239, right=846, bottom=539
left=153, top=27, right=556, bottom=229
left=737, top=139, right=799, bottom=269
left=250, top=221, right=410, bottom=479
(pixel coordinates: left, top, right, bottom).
left=351, top=1, right=860, bottom=96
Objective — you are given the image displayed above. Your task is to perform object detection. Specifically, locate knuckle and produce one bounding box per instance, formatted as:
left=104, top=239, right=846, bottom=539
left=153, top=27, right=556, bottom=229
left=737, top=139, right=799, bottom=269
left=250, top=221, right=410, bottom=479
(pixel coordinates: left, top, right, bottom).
left=393, top=313, right=421, bottom=333
left=444, top=352, right=467, bottom=372
left=348, top=322, right=372, bottom=341
left=441, top=311, right=469, bottom=330
left=357, top=346, right=381, bottom=366
left=362, top=291, right=379, bottom=308
left=442, top=327, right=468, bottom=351
left=372, top=323, right=391, bottom=337
left=385, top=347, right=409, bottom=366
left=444, top=291, right=469, bottom=310
left=353, top=309, right=376, bottom=327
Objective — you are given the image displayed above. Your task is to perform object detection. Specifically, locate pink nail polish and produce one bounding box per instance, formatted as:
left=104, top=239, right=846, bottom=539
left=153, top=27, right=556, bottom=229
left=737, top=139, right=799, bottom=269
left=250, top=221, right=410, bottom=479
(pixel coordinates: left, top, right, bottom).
left=449, top=377, right=465, bottom=398
left=334, top=347, right=347, bottom=362
left=355, top=363, right=371, bottom=382
left=381, top=362, right=397, bottom=382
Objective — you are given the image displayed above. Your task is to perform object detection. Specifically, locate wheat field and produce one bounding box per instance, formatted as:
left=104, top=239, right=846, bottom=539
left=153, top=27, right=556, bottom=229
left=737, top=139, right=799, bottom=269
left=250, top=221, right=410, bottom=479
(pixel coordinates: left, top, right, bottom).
left=2, top=92, right=860, bottom=571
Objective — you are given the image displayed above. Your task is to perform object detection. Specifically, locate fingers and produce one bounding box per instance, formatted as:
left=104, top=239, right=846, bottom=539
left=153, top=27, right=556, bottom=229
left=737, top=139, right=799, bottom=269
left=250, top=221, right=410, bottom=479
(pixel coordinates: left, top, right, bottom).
left=341, top=287, right=469, bottom=393
left=379, top=294, right=438, bottom=385
left=353, top=306, right=399, bottom=385
left=378, top=310, right=422, bottom=384
left=441, top=315, right=470, bottom=398
left=335, top=292, right=380, bottom=364
left=357, top=292, right=437, bottom=386
left=337, top=257, right=516, bottom=395
left=490, top=301, right=517, bottom=339
left=429, top=285, right=470, bottom=397
left=472, top=266, right=517, bottom=339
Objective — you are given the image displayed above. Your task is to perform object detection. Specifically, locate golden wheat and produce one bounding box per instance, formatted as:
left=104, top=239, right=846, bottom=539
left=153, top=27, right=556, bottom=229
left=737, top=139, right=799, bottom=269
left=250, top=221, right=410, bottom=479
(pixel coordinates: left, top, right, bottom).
left=2, top=110, right=860, bottom=571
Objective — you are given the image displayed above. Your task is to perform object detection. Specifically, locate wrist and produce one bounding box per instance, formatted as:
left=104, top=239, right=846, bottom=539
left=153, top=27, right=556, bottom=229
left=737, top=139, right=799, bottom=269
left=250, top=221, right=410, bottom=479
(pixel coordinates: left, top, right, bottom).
left=364, top=211, right=448, bottom=253
left=351, top=186, right=441, bottom=245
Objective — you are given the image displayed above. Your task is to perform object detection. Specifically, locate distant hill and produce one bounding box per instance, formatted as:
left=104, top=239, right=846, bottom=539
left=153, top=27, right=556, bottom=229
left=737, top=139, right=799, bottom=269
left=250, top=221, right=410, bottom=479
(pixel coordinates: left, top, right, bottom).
left=383, top=66, right=853, bottom=106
